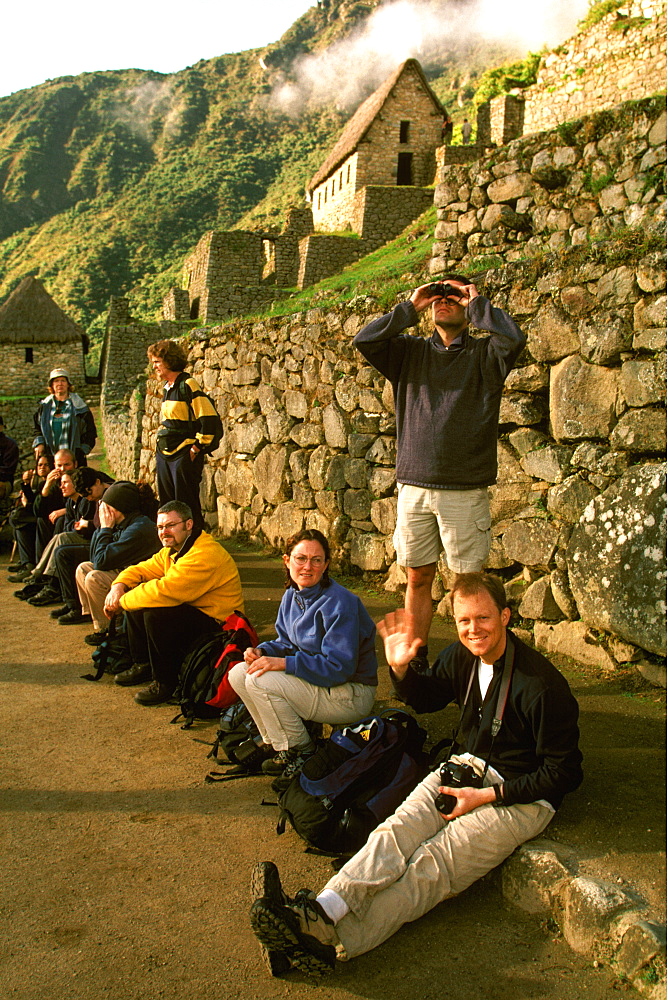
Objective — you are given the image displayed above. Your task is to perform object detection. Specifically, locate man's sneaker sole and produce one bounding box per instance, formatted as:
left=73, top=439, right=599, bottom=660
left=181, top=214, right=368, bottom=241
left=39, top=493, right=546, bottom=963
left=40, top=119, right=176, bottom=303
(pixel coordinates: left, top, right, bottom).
left=250, top=899, right=335, bottom=977
left=250, top=863, right=292, bottom=976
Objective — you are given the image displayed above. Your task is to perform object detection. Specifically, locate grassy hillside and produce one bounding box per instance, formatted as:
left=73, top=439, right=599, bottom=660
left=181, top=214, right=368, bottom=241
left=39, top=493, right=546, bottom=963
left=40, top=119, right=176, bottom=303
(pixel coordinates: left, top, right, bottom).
left=0, top=0, right=517, bottom=342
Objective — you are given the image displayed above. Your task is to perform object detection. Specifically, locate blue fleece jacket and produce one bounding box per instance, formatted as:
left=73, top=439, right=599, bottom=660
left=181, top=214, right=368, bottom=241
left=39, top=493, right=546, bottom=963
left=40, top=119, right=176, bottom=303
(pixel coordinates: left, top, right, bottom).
left=259, top=579, right=378, bottom=688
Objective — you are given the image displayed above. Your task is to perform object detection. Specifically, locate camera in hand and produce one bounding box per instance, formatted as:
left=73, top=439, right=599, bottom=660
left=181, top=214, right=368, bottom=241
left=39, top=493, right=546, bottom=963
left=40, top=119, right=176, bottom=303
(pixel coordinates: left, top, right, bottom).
left=434, top=760, right=484, bottom=815
left=427, top=282, right=459, bottom=299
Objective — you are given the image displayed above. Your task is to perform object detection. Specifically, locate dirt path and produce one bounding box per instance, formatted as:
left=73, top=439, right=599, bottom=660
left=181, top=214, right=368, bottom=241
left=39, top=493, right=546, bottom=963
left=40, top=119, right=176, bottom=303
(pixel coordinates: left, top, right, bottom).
left=0, top=541, right=664, bottom=1000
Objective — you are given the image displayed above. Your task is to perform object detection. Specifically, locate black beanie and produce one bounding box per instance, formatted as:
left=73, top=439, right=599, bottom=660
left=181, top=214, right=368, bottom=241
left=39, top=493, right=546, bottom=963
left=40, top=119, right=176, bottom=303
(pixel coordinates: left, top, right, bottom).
left=102, top=481, right=141, bottom=515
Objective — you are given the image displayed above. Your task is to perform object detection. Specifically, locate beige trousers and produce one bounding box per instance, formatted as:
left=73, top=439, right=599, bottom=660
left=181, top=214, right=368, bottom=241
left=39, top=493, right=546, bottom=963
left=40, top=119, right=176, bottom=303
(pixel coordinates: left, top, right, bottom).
left=227, top=660, right=376, bottom=751
left=326, top=766, right=553, bottom=960
left=75, top=562, right=120, bottom=632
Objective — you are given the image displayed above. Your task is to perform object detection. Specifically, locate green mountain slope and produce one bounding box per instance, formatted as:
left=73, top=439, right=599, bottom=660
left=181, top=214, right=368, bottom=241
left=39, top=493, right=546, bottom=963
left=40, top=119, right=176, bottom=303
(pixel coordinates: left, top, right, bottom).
left=0, top=0, right=517, bottom=337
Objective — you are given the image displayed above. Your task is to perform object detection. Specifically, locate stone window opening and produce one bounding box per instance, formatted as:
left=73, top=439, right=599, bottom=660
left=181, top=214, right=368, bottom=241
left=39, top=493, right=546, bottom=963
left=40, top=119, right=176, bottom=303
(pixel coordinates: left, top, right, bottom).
left=339, top=172, right=343, bottom=190
left=397, top=151, right=413, bottom=185
left=347, top=163, right=351, bottom=183
left=25, top=347, right=34, bottom=363
left=317, top=191, right=321, bottom=210
left=399, top=120, right=410, bottom=143
left=190, top=296, right=200, bottom=320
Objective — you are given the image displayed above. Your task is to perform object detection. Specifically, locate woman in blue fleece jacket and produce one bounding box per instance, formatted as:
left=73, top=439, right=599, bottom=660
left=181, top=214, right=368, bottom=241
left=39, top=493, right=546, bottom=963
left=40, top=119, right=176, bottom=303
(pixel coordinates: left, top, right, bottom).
left=228, top=529, right=378, bottom=778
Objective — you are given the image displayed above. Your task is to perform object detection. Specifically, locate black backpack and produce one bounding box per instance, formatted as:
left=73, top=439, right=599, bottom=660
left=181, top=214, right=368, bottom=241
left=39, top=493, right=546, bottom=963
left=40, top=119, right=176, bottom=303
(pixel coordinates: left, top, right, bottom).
left=171, top=611, right=258, bottom=729
left=276, top=711, right=428, bottom=857
left=204, top=702, right=268, bottom=782
left=83, top=615, right=133, bottom=682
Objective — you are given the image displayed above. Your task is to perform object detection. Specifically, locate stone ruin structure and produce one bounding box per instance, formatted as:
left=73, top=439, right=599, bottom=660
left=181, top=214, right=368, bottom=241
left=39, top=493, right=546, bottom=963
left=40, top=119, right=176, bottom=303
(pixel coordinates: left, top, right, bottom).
left=161, top=59, right=442, bottom=324
left=0, top=276, right=89, bottom=455
left=101, top=9, right=667, bottom=681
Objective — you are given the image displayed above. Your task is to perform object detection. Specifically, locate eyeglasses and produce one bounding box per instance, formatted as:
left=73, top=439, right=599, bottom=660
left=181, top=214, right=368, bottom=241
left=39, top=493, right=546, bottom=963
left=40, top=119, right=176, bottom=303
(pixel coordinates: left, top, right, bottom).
left=157, top=519, right=187, bottom=532
left=291, top=554, right=326, bottom=566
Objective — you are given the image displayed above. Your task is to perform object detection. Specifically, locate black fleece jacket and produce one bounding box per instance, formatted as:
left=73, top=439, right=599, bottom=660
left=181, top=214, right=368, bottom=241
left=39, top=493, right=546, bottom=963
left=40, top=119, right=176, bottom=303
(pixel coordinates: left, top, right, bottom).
left=392, top=632, right=583, bottom=810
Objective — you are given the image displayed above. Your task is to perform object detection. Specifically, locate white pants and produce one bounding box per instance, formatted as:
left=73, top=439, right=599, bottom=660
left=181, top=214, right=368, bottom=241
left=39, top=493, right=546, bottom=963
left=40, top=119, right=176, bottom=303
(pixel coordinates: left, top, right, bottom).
left=227, top=661, right=376, bottom=751
left=326, top=767, right=553, bottom=959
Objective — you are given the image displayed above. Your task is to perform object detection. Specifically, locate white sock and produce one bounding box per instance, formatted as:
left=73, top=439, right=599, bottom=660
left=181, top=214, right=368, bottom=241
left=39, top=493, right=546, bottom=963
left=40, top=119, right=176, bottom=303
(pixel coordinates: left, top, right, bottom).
left=316, top=888, right=349, bottom=924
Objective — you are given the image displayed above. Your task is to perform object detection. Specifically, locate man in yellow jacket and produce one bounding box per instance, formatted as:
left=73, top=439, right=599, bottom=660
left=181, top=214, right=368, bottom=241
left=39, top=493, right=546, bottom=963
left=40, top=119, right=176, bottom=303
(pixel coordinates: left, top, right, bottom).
left=104, top=500, right=244, bottom=705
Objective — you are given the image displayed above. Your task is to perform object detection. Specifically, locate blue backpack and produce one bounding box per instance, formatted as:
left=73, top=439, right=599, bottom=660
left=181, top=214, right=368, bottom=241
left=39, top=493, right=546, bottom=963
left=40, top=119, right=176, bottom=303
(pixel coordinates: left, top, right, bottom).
left=276, top=711, right=428, bottom=857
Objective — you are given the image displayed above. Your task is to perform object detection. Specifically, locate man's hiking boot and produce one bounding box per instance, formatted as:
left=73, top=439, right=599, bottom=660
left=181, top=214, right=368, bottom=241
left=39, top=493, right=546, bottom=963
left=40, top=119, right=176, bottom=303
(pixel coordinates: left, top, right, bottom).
left=50, top=605, right=71, bottom=619
left=134, top=681, right=173, bottom=705
left=84, top=631, right=108, bottom=647
left=261, top=742, right=315, bottom=777
left=250, top=891, right=338, bottom=977
left=14, top=582, right=43, bottom=600
left=58, top=610, right=92, bottom=625
left=250, top=862, right=292, bottom=976
left=7, top=566, right=35, bottom=583
left=28, top=588, right=62, bottom=607
left=115, top=663, right=151, bottom=687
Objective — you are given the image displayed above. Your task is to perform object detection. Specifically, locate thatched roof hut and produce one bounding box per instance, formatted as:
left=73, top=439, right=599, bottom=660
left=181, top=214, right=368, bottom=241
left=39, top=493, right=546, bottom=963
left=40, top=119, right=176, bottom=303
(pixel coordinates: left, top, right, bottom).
left=0, top=276, right=83, bottom=344
left=306, top=58, right=445, bottom=194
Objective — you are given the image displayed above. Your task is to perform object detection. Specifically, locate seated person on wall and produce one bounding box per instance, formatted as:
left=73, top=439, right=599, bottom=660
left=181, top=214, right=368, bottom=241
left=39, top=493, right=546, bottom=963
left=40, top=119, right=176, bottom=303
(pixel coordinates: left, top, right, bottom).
left=248, top=572, right=583, bottom=978
left=49, top=467, right=117, bottom=626
left=20, top=470, right=96, bottom=607
left=148, top=339, right=223, bottom=533
left=7, top=454, right=54, bottom=577
left=33, top=369, right=97, bottom=467
left=23, top=448, right=78, bottom=571
left=228, top=529, right=378, bottom=780
left=103, top=500, right=243, bottom=705
left=75, top=481, right=161, bottom=647
left=0, top=414, right=19, bottom=502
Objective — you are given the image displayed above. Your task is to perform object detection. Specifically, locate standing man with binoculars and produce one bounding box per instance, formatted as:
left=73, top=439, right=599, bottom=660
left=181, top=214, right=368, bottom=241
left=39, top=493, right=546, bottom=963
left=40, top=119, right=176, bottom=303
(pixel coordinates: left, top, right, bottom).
left=353, top=276, right=526, bottom=670
left=248, top=572, right=582, bottom=976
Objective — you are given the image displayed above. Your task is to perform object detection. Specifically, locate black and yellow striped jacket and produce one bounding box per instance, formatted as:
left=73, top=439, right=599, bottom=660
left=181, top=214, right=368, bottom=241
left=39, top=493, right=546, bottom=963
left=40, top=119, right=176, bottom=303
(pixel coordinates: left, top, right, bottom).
left=156, top=373, right=223, bottom=458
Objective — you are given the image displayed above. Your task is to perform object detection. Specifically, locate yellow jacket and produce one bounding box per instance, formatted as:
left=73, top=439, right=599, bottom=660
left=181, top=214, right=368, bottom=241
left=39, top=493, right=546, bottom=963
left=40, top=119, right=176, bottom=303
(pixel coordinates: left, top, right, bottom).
left=117, top=531, right=243, bottom=622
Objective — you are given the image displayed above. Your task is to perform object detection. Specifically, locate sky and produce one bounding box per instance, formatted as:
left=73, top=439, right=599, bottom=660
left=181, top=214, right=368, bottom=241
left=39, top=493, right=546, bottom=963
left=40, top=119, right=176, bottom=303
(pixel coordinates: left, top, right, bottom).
left=0, top=0, right=314, bottom=98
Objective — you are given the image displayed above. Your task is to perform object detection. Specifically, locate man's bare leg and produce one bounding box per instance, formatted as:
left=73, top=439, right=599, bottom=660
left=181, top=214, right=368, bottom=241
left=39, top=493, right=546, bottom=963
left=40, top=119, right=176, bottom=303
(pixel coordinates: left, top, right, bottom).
left=405, top=563, right=436, bottom=663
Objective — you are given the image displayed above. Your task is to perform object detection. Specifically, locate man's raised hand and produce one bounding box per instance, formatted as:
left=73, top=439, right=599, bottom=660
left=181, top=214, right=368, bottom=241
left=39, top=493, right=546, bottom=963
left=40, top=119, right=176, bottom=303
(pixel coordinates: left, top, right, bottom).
left=376, top=609, right=424, bottom=679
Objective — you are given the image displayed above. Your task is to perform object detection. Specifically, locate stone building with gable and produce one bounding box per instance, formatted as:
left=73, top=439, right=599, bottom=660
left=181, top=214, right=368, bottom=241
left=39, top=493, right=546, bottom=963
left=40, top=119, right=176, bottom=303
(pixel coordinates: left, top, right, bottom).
left=306, top=57, right=444, bottom=233
left=0, top=276, right=87, bottom=397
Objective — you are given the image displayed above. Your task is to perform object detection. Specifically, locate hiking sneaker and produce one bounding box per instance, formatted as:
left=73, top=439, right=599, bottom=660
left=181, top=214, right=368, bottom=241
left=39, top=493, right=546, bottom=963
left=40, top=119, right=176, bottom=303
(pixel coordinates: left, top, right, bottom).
left=14, top=582, right=44, bottom=600
left=7, top=567, right=35, bottom=583
left=261, top=742, right=315, bottom=777
left=134, top=681, right=174, bottom=705
left=84, top=631, right=108, bottom=647
left=250, top=862, right=292, bottom=977
left=28, top=588, right=62, bottom=607
left=250, top=893, right=338, bottom=977
left=58, top=610, right=92, bottom=625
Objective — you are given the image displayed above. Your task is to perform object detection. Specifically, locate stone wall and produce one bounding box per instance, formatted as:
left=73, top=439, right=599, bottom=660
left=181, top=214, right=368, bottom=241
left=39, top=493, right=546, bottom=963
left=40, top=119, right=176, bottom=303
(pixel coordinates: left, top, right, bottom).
left=0, top=342, right=86, bottom=398
left=311, top=153, right=359, bottom=233
left=297, top=234, right=364, bottom=290
left=522, top=1, right=666, bottom=137
left=0, top=397, right=41, bottom=464
left=355, top=186, right=435, bottom=244
left=430, top=99, right=666, bottom=275
left=129, top=224, right=665, bottom=671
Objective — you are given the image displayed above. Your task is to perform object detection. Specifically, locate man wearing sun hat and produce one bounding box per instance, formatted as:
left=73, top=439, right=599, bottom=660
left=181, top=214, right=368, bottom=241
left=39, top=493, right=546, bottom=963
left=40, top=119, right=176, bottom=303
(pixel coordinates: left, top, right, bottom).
left=32, top=368, right=97, bottom=466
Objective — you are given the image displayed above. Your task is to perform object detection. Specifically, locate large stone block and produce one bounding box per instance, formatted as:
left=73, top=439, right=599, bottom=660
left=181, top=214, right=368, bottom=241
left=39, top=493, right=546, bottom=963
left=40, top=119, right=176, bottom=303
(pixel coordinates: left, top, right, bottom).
left=550, top=355, right=619, bottom=441
left=334, top=376, right=359, bottom=412
left=322, top=404, right=350, bottom=448
left=481, top=204, right=527, bottom=231
left=368, top=467, right=396, bottom=496
left=578, top=312, right=633, bottom=365
left=284, top=389, right=308, bottom=419
left=266, top=411, right=295, bottom=443
left=289, top=422, right=324, bottom=448
left=505, top=364, right=549, bottom=393
left=314, top=489, right=343, bottom=517
left=518, top=576, right=564, bottom=621
left=370, top=496, right=398, bottom=535
left=489, top=482, right=539, bottom=522
left=308, top=445, right=333, bottom=490
left=350, top=533, right=387, bottom=571
left=228, top=417, right=268, bottom=456
left=527, top=303, right=579, bottom=363
left=547, top=475, right=599, bottom=522
left=343, top=457, right=368, bottom=489
left=537, top=620, right=617, bottom=670
left=260, top=502, right=304, bottom=548
left=503, top=519, right=559, bottom=567
left=520, top=444, right=573, bottom=484
left=365, top=436, right=397, bottom=466
left=567, top=463, right=666, bottom=655
left=224, top=455, right=255, bottom=507
left=499, top=393, right=546, bottom=426
left=610, top=409, right=666, bottom=453
left=502, top=840, right=572, bottom=915
left=349, top=432, right=377, bottom=458
left=560, top=877, right=640, bottom=957
left=216, top=497, right=239, bottom=538
left=254, top=444, right=289, bottom=504
left=487, top=172, right=534, bottom=203
left=344, top=488, right=373, bottom=520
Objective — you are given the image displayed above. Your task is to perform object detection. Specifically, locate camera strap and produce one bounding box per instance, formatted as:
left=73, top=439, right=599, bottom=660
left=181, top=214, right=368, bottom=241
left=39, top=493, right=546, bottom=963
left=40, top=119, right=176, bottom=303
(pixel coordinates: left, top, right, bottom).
left=446, top=634, right=515, bottom=776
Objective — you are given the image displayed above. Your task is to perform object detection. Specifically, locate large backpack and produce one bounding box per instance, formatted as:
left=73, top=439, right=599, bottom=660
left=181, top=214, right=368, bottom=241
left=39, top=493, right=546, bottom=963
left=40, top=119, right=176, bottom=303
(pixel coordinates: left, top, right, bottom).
left=171, top=610, right=258, bottom=728
left=82, top=614, right=133, bottom=682
left=276, top=711, right=428, bottom=857
left=204, top=702, right=268, bottom=782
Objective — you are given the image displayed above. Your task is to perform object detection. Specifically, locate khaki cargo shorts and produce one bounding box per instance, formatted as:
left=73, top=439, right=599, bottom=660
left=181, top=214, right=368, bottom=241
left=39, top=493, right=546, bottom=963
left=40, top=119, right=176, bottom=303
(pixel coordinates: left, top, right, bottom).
left=393, top=484, right=491, bottom=572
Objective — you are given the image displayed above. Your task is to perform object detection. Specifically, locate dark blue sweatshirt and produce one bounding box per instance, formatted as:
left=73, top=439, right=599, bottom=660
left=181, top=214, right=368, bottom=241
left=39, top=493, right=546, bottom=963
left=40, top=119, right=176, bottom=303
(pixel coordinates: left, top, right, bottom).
left=90, top=511, right=160, bottom=571
left=353, top=296, right=526, bottom=490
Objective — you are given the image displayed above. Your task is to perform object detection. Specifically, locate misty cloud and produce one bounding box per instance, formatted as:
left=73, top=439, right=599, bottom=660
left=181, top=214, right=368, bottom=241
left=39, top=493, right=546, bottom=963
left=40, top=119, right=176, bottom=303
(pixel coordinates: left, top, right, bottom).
left=109, top=79, right=175, bottom=139
left=270, top=0, right=590, bottom=114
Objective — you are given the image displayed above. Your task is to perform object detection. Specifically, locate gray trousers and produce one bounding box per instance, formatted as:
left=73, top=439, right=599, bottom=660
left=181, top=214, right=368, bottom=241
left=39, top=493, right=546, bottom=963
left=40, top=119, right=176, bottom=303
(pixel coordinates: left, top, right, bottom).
left=326, top=765, right=553, bottom=960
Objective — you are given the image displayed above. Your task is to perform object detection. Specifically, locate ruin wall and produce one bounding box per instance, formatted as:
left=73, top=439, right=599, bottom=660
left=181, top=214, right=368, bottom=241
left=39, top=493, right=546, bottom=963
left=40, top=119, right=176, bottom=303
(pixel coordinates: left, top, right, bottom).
left=0, top=342, right=86, bottom=399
